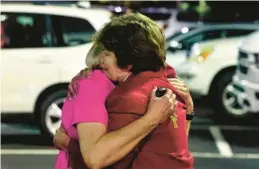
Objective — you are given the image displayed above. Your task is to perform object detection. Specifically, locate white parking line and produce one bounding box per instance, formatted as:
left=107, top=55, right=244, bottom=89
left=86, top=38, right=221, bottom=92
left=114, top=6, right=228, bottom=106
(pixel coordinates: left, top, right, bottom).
left=1, top=149, right=259, bottom=159
left=192, top=152, right=259, bottom=159
left=2, top=124, right=259, bottom=136
left=1, top=149, right=58, bottom=155
left=209, top=126, right=233, bottom=157
left=192, top=125, right=259, bottom=131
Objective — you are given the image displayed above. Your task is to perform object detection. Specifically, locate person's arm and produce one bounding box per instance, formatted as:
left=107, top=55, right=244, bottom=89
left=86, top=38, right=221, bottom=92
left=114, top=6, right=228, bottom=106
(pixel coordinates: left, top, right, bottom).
left=77, top=87, right=176, bottom=169
left=77, top=115, right=157, bottom=169
left=67, top=68, right=92, bottom=99
left=54, top=87, right=176, bottom=169
left=185, top=96, right=193, bottom=136
left=53, top=126, right=70, bottom=151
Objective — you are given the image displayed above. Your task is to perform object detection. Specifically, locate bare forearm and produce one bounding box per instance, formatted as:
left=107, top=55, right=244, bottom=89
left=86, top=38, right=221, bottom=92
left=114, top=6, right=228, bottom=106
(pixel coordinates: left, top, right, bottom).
left=86, top=115, right=157, bottom=168
left=100, top=133, right=144, bottom=167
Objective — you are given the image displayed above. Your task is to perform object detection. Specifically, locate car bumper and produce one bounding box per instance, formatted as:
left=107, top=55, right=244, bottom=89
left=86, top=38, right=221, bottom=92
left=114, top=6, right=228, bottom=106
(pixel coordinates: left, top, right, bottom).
left=227, top=74, right=259, bottom=113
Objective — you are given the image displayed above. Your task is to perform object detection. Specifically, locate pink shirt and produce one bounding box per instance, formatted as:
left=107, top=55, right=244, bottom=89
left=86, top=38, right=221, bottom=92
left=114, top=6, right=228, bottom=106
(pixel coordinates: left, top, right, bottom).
left=54, top=70, right=115, bottom=169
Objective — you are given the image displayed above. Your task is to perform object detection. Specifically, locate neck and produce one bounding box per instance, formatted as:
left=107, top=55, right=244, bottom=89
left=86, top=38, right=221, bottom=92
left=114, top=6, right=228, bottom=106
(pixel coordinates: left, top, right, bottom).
left=118, top=72, right=132, bottom=82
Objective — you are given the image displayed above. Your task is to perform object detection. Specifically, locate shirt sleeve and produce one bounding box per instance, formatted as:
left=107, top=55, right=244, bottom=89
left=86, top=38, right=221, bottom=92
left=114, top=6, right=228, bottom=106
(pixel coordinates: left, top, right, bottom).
left=72, top=80, right=108, bottom=126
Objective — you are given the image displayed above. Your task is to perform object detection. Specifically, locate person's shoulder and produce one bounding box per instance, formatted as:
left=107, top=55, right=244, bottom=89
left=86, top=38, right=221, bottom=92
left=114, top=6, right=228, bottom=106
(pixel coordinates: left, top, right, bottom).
left=78, top=70, right=114, bottom=96
left=77, top=73, right=102, bottom=91
left=149, top=77, right=171, bottom=88
left=78, top=76, right=96, bottom=87
left=78, top=70, right=105, bottom=85
left=91, top=69, right=107, bottom=79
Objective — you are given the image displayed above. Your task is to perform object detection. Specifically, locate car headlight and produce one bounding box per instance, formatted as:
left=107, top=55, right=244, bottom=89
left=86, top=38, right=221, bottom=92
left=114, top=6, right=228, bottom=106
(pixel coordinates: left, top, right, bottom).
left=188, top=44, right=214, bottom=63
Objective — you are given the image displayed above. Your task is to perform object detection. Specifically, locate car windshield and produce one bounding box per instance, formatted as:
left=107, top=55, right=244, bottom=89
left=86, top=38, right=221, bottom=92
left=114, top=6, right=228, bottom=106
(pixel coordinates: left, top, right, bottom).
left=166, top=26, right=197, bottom=42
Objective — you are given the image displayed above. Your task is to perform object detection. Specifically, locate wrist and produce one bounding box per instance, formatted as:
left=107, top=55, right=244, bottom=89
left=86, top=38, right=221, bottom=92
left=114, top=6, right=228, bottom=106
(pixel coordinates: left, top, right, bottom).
left=142, top=112, right=160, bottom=128
left=186, top=111, right=194, bottom=121
left=187, top=109, right=193, bottom=114
left=65, top=137, right=71, bottom=148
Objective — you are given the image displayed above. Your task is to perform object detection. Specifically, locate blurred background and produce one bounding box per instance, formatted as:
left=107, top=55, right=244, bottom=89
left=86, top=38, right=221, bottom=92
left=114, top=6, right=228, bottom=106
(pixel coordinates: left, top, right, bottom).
left=1, top=0, right=259, bottom=168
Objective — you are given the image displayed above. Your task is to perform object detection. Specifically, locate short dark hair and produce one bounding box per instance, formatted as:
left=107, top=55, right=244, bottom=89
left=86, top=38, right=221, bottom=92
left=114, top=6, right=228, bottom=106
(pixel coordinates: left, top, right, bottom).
left=93, top=13, right=166, bottom=74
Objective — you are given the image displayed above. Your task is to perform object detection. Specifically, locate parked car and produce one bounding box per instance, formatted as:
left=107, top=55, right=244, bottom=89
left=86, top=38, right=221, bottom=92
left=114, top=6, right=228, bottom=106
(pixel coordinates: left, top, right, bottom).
left=175, top=28, right=258, bottom=118
left=226, top=31, right=259, bottom=117
left=164, top=2, right=259, bottom=38
left=1, top=3, right=111, bottom=139
left=165, top=24, right=258, bottom=67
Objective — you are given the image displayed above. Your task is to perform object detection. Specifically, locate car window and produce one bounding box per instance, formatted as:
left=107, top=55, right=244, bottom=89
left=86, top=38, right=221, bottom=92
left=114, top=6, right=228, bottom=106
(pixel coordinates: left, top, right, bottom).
left=225, top=29, right=255, bottom=38
left=179, top=29, right=225, bottom=50
left=1, top=12, right=50, bottom=49
left=166, top=26, right=197, bottom=42
left=51, top=15, right=96, bottom=47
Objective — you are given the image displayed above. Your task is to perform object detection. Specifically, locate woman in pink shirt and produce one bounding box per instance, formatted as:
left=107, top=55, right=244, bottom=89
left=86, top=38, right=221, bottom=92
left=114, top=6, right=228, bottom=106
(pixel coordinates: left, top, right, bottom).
left=53, top=43, right=182, bottom=169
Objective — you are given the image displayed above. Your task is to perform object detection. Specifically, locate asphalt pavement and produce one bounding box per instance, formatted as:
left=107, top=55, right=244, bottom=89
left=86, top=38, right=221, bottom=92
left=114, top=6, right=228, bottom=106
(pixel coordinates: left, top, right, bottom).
left=1, top=105, right=259, bottom=169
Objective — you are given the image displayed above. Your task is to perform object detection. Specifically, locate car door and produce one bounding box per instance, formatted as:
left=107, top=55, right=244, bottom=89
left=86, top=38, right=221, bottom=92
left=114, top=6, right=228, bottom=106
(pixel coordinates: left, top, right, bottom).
left=1, top=12, right=59, bottom=113
left=166, top=28, right=225, bottom=67
left=30, top=14, right=97, bottom=137
left=48, top=14, right=96, bottom=81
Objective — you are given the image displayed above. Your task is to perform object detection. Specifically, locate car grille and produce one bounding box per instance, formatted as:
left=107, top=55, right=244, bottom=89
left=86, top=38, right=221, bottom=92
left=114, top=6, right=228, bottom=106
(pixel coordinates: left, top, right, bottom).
left=238, top=50, right=249, bottom=74
left=239, top=51, right=248, bottom=59
left=238, top=65, right=248, bottom=74
left=255, top=53, right=259, bottom=68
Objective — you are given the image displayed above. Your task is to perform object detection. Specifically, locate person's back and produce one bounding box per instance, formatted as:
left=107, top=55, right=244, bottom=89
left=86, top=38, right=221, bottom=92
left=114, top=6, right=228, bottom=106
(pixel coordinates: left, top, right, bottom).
left=54, top=69, right=115, bottom=169
left=106, top=68, right=194, bottom=169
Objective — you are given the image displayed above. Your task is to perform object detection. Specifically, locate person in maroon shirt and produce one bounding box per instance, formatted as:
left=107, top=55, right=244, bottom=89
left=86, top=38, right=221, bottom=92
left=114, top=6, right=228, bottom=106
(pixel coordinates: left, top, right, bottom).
left=96, top=12, right=194, bottom=169
left=54, top=13, right=194, bottom=169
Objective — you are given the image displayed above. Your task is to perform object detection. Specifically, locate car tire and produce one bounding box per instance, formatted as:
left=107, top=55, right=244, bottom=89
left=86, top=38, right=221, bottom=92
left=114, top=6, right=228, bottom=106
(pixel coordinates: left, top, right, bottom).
left=36, top=89, right=67, bottom=140
left=209, top=69, right=247, bottom=120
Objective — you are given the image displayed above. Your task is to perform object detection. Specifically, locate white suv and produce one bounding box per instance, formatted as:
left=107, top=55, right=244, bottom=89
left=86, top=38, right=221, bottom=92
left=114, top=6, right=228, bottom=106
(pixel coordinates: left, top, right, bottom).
left=166, top=24, right=258, bottom=68
left=1, top=3, right=111, bottom=138
left=227, top=31, right=259, bottom=117
left=175, top=27, right=258, bottom=119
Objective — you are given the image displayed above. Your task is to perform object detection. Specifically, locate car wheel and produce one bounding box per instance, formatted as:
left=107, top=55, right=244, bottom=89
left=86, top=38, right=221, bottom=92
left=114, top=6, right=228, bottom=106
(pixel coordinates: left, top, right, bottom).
left=222, top=84, right=247, bottom=117
left=210, top=70, right=247, bottom=119
left=36, top=89, right=66, bottom=139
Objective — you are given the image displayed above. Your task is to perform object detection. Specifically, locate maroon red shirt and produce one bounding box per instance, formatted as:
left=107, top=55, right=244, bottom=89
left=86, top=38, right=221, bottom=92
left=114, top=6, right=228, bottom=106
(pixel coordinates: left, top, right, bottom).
left=106, top=66, right=194, bottom=169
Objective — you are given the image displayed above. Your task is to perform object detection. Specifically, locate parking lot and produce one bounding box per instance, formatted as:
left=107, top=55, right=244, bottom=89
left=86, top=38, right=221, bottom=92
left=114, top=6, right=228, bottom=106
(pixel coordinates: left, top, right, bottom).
left=1, top=104, right=259, bottom=169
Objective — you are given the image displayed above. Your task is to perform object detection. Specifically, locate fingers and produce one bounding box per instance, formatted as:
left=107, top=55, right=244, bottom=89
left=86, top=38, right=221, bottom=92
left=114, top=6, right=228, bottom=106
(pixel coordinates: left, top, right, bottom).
left=168, top=77, right=183, bottom=83
left=168, top=93, right=176, bottom=104
left=78, top=69, right=86, bottom=79
left=164, top=99, right=177, bottom=118
left=67, top=91, right=72, bottom=100
left=162, top=88, right=173, bottom=99
left=67, top=82, right=76, bottom=99
left=175, top=86, right=189, bottom=95
left=67, top=83, right=75, bottom=100
left=163, top=90, right=176, bottom=112
left=169, top=79, right=186, bottom=88
left=170, top=81, right=186, bottom=88
left=72, top=81, right=78, bottom=95
left=67, top=68, right=92, bottom=99
left=171, top=100, right=178, bottom=112
left=169, top=79, right=190, bottom=97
